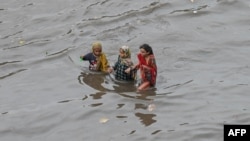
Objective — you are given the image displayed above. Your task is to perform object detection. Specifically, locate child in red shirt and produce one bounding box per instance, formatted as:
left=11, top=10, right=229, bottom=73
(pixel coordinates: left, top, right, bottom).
left=126, top=44, right=157, bottom=90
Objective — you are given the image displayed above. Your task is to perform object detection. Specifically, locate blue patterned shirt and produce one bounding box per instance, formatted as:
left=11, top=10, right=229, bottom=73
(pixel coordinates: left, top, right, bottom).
left=113, top=56, right=136, bottom=81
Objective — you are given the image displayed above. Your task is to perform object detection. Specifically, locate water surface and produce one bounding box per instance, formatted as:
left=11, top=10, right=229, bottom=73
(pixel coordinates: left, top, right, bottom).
left=1, top=0, right=250, bottom=141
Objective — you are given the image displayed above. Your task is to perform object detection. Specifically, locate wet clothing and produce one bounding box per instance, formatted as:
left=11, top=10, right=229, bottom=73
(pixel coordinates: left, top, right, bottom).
left=81, top=53, right=109, bottom=72
left=136, top=53, right=157, bottom=86
left=113, top=56, right=136, bottom=81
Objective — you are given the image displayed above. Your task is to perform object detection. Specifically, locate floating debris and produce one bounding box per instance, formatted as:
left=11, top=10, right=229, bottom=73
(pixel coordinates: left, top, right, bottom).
left=99, top=117, right=109, bottom=123
left=19, top=40, right=25, bottom=45
left=148, top=104, right=156, bottom=112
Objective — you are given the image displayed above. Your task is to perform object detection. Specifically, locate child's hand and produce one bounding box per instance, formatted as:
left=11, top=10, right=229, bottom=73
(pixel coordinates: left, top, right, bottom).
left=142, top=65, right=150, bottom=70
left=80, top=56, right=84, bottom=61
left=107, top=67, right=113, bottom=73
left=125, top=67, right=131, bottom=74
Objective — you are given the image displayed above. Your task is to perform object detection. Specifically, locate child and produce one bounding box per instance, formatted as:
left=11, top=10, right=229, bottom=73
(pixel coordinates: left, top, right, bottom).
left=108, top=45, right=136, bottom=81
left=80, top=41, right=109, bottom=73
left=125, top=44, right=157, bottom=90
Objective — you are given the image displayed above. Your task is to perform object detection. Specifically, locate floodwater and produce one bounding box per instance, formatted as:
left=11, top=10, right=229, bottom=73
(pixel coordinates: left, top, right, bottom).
left=1, top=0, right=250, bottom=141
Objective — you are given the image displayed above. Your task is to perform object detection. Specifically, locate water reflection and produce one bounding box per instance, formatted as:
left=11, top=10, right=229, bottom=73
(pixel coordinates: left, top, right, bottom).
left=89, top=92, right=106, bottom=99
left=78, top=71, right=158, bottom=126
left=118, top=90, right=157, bottom=102
left=78, top=72, right=137, bottom=93
left=135, top=103, right=148, bottom=110
left=151, top=130, right=162, bottom=135
left=135, top=112, right=156, bottom=126
left=90, top=103, right=103, bottom=107
left=116, top=104, right=125, bottom=109
left=78, top=72, right=107, bottom=92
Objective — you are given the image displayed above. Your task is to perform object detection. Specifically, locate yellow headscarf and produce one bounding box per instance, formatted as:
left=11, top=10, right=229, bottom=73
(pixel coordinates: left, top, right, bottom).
left=92, top=41, right=109, bottom=72
left=92, top=41, right=102, bottom=52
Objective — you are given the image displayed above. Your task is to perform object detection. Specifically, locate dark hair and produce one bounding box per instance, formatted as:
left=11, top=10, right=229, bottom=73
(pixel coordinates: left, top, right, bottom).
left=139, top=44, right=153, bottom=55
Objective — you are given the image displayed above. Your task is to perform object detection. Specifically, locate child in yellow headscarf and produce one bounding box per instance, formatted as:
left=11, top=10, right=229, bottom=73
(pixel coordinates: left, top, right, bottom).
left=80, top=41, right=109, bottom=72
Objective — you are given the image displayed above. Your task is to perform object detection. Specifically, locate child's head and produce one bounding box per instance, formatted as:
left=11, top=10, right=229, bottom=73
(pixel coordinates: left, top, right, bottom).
left=119, top=45, right=131, bottom=58
left=139, top=44, right=153, bottom=57
left=92, top=41, right=102, bottom=56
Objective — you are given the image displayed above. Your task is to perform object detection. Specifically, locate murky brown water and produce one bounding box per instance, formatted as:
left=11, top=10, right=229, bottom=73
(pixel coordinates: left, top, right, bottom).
left=1, top=0, right=250, bottom=141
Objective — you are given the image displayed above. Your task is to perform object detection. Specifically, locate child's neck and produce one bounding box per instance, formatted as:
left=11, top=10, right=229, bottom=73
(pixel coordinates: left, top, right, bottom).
left=93, top=53, right=100, bottom=57
left=144, top=55, right=150, bottom=59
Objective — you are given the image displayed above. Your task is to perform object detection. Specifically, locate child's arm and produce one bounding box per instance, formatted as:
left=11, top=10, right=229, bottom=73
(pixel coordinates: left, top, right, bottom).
left=80, top=53, right=92, bottom=61
left=148, top=57, right=157, bottom=71
left=80, top=55, right=84, bottom=60
left=80, top=54, right=87, bottom=60
left=125, top=63, right=138, bottom=74
left=107, top=61, right=116, bottom=73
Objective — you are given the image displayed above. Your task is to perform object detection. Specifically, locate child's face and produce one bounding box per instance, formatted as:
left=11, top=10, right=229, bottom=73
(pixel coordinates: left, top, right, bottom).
left=139, top=48, right=149, bottom=57
left=93, top=49, right=102, bottom=56
left=119, top=49, right=126, bottom=58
